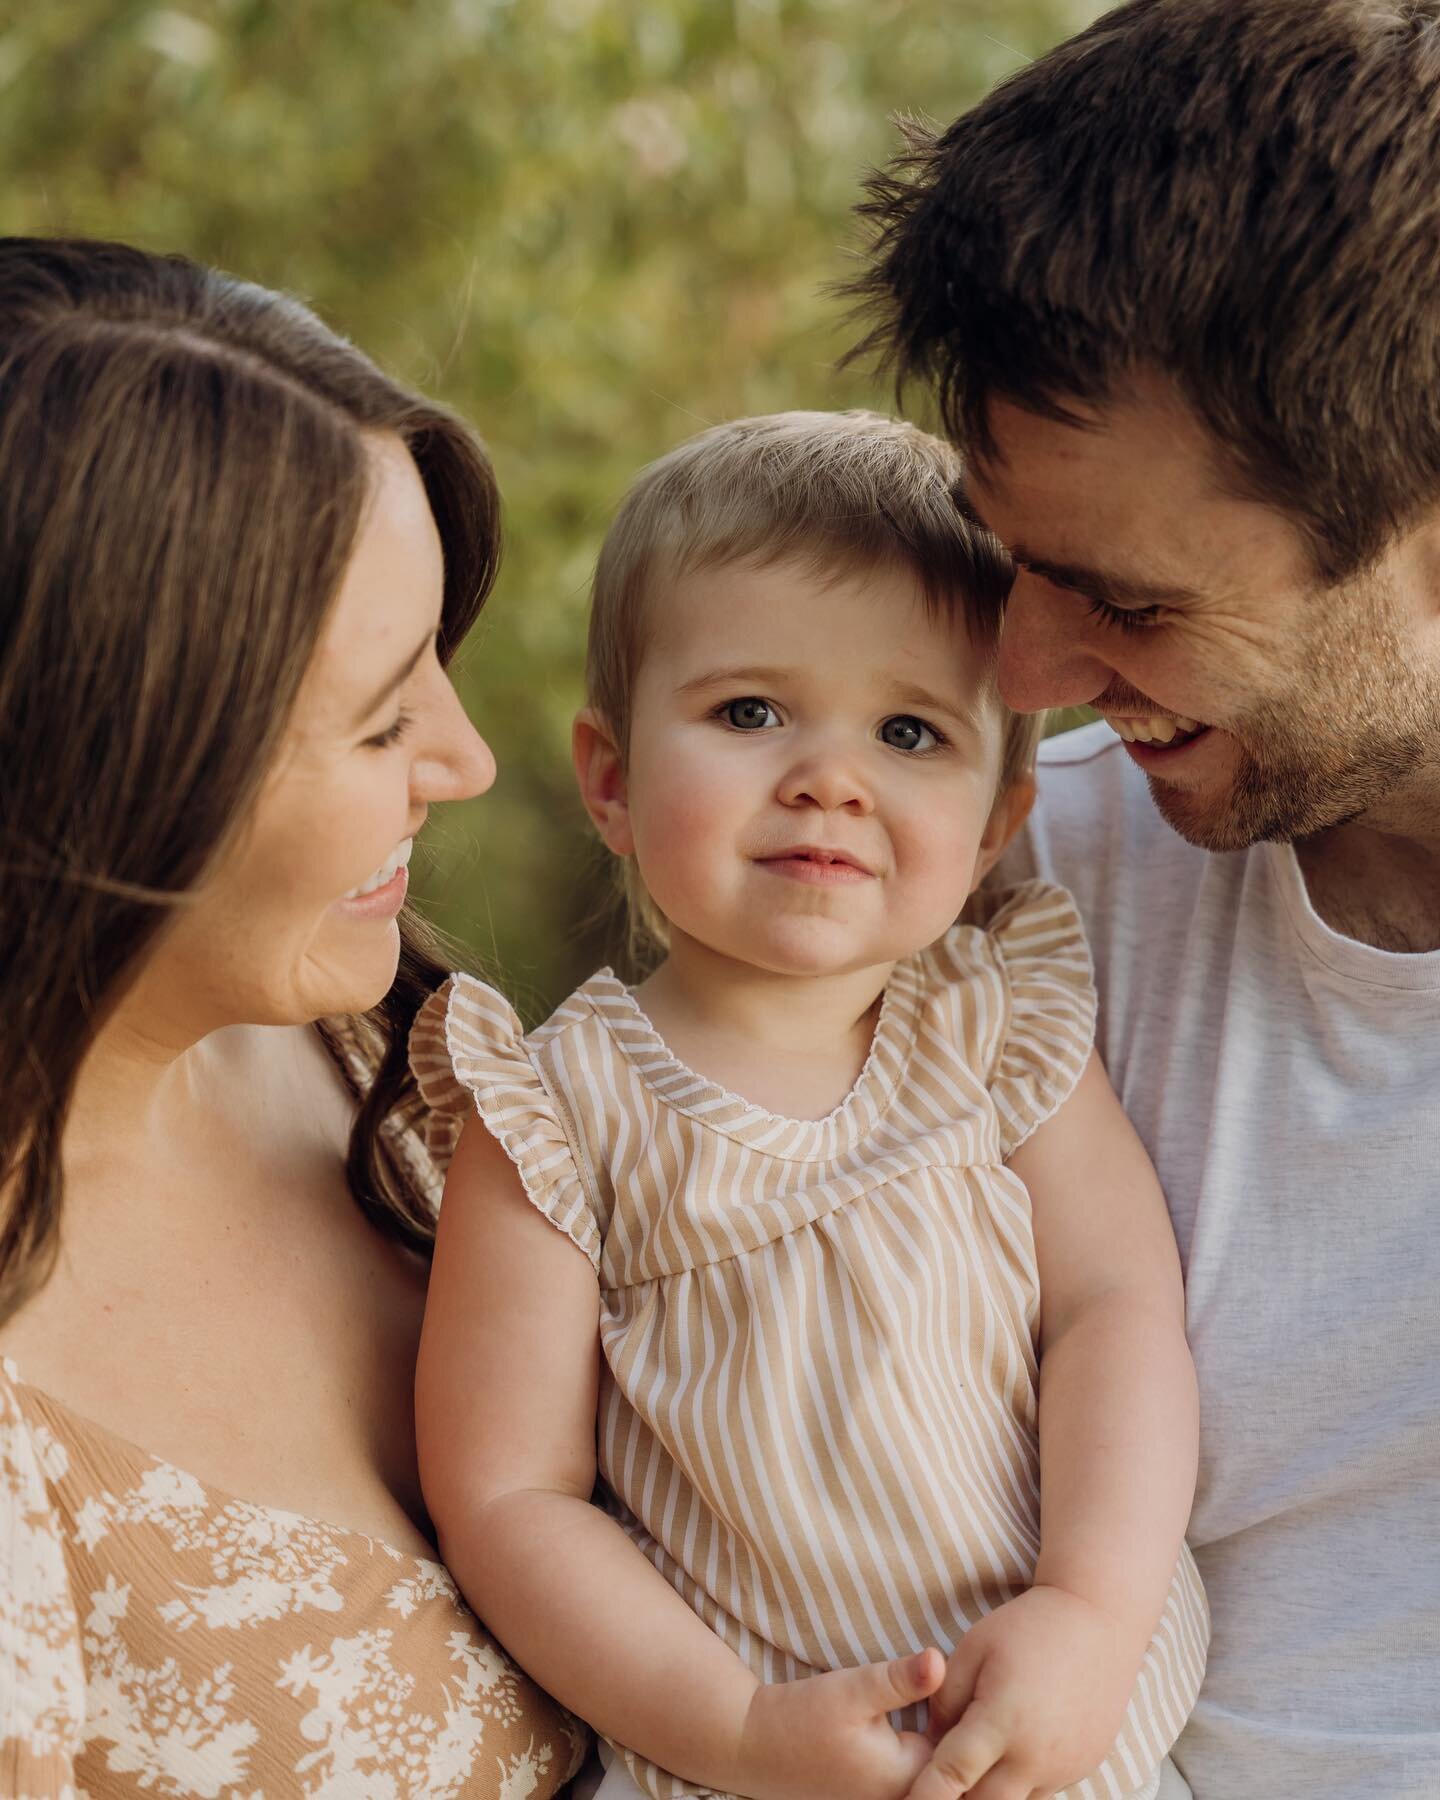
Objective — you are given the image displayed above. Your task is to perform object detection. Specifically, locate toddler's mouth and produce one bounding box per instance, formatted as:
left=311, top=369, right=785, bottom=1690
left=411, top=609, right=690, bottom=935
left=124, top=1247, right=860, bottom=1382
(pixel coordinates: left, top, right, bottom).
left=756, top=845, right=873, bottom=885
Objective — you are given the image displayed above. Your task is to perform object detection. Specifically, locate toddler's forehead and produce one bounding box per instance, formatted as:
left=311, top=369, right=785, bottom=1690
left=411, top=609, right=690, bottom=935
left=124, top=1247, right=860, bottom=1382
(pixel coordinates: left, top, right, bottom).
left=641, top=556, right=996, bottom=706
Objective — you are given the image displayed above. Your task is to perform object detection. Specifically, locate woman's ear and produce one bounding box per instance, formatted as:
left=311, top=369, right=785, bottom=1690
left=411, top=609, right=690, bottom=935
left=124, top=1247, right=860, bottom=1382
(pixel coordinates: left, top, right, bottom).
left=573, top=708, right=634, bottom=855
left=970, top=773, right=1036, bottom=890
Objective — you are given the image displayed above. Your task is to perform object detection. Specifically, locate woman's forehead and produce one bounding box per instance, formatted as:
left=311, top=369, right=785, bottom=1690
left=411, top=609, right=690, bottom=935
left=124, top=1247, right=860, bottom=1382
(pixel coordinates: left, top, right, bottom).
left=306, top=440, right=442, bottom=711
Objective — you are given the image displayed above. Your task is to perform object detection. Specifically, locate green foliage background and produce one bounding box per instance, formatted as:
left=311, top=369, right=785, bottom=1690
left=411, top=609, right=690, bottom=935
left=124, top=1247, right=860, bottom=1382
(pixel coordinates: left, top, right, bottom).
left=2, top=0, right=1106, bottom=1016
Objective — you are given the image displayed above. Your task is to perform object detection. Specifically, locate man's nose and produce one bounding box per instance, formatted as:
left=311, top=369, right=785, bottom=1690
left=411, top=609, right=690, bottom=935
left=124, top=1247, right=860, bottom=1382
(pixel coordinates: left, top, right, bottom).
left=997, top=572, right=1111, bottom=713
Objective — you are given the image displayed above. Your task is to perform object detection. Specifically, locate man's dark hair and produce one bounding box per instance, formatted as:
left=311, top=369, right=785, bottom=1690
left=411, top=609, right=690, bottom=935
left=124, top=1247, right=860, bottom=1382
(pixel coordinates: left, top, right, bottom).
left=849, top=0, right=1440, bottom=581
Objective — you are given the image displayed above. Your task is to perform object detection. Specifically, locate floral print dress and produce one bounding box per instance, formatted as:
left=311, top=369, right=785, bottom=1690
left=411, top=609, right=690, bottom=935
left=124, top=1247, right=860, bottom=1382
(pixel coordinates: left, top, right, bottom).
left=0, top=1356, right=585, bottom=1798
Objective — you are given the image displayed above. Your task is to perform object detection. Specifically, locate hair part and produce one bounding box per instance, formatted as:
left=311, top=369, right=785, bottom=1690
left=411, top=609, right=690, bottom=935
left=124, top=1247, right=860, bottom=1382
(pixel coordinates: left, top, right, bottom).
left=0, top=236, right=501, bottom=1323
left=584, top=410, right=1041, bottom=964
left=848, top=0, right=1440, bottom=582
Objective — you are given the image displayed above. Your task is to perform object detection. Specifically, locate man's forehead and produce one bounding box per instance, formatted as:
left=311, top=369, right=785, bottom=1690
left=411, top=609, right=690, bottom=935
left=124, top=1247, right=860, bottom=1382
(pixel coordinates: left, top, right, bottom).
left=965, top=388, right=1312, bottom=595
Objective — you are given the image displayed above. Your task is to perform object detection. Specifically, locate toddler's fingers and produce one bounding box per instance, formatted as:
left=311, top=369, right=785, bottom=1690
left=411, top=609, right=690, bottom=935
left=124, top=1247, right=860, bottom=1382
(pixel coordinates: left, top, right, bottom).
left=957, top=1767, right=1036, bottom=1800
left=893, top=1728, right=943, bottom=1791
left=814, top=1647, right=945, bottom=1730
left=872, top=1646, right=945, bottom=1713
left=823, top=1646, right=945, bottom=1728
left=928, top=1640, right=982, bottom=1742
left=907, top=1708, right=1008, bottom=1800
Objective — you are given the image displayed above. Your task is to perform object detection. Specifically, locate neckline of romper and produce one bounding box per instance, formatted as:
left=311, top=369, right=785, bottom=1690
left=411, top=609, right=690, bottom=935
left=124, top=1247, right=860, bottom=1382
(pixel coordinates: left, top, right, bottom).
left=575, top=951, right=926, bottom=1164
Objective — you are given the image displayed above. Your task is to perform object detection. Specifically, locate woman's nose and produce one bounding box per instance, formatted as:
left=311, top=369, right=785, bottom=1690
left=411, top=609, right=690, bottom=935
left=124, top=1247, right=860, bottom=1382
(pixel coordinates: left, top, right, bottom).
left=997, top=572, right=1112, bottom=713
left=413, top=674, right=496, bottom=804
left=776, top=743, right=874, bottom=814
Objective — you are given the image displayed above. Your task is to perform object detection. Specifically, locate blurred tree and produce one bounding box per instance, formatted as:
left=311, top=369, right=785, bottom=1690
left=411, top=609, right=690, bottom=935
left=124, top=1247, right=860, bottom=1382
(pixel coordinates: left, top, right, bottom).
left=0, top=0, right=1107, bottom=1014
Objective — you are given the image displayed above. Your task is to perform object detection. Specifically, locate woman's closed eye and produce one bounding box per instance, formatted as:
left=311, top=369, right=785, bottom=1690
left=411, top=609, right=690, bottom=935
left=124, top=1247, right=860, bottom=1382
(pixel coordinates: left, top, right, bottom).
left=364, top=705, right=415, bottom=750
left=716, top=696, right=781, bottom=731
left=879, top=713, right=946, bottom=754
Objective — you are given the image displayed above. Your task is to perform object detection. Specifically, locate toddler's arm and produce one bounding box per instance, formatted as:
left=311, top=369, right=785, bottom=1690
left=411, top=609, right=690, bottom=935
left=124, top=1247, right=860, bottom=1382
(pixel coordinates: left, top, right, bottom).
left=417, top=1118, right=943, bottom=1800
left=916, top=1051, right=1198, bottom=1799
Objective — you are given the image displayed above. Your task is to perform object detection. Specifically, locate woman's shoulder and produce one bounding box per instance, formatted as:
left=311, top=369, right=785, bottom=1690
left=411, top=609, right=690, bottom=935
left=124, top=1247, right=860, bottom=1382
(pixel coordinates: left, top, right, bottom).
left=1, top=1357, right=588, bottom=1797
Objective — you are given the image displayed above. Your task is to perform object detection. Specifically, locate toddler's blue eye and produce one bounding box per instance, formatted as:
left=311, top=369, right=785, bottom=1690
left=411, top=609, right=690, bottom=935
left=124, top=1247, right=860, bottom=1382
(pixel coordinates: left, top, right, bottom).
left=724, top=697, right=777, bottom=731
left=880, top=714, right=938, bottom=752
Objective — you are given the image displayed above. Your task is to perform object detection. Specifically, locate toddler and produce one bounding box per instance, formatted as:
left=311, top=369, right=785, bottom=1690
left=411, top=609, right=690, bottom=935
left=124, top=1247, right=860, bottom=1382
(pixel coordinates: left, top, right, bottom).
left=412, top=412, right=1208, bottom=1800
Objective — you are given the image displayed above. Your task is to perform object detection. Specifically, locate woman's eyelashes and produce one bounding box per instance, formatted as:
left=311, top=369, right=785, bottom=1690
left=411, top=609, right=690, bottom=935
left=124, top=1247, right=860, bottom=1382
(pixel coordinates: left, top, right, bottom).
left=711, top=698, right=947, bottom=755
left=365, top=705, right=415, bottom=750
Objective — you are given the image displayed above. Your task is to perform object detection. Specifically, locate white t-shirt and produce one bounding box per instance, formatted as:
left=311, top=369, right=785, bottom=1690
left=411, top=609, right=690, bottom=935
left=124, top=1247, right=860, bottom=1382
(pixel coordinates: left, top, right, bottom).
left=1004, top=721, right=1440, bottom=1800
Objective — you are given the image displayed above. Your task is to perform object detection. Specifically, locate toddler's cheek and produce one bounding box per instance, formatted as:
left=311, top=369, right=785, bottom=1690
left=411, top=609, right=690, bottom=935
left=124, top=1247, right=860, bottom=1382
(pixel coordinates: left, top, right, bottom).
left=900, top=827, right=989, bottom=922
left=630, top=793, right=729, bottom=916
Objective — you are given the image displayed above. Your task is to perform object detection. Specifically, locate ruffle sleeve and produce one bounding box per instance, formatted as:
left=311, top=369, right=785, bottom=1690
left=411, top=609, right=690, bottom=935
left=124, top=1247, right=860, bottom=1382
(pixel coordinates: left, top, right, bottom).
left=979, top=880, right=1098, bottom=1157
left=409, top=975, right=603, bottom=1270
left=0, top=1359, right=84, bottom=1800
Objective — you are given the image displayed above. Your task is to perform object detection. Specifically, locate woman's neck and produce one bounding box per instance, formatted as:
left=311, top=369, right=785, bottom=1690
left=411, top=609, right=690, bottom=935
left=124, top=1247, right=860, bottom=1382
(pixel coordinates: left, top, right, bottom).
left=631, top=934, right=896, bottom=1121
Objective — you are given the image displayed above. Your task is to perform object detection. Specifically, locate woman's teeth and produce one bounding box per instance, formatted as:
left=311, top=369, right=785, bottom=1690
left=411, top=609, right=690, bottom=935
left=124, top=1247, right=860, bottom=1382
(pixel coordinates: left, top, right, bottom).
left=343, top=838, right=413, bottom=901
left=1108, top=714, right=1201, bottom=746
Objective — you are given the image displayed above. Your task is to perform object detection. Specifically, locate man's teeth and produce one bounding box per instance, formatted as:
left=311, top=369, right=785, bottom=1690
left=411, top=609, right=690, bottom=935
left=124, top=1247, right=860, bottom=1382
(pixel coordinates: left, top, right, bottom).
left=1107, top=714, right=1201, bottom=745
left=343, top=838, right=413, bottom=901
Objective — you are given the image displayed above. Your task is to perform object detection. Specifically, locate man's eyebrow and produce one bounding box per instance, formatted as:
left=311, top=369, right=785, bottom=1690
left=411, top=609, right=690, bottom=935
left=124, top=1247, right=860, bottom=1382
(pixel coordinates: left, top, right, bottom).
left=1008, top=551, right=1198, bottom=608
left=956, top=482, right=1199, bottom=607
left=350, top=630, right=434, bottom=729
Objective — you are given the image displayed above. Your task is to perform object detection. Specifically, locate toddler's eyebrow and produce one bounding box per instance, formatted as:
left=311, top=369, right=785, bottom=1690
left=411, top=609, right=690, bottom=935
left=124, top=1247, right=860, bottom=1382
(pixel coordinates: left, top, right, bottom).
left=675, top=664, right=794, bottom=696
left=887, top=678, right=988, bottom=734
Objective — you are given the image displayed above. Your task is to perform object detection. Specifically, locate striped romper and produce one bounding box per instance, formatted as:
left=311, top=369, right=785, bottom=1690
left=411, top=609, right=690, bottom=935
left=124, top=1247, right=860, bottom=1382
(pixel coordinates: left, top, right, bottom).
left=411, top=881, right=1209, bottom=1800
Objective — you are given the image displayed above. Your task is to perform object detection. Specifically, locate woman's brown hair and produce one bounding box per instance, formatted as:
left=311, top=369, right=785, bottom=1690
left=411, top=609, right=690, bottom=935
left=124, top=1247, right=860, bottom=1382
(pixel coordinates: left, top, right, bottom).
left=0, top=236, right=501, bottom=1323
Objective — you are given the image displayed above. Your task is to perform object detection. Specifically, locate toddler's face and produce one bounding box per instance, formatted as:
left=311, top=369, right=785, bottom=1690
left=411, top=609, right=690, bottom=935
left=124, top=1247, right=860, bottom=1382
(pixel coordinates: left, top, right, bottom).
left=602, top=555, right=1021, bottom=980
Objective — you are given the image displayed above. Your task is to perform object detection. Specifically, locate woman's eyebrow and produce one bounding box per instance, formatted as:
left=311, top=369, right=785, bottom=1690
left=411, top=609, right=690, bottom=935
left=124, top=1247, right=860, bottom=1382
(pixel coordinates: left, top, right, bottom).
left=349, top=631, right=433, bottom=729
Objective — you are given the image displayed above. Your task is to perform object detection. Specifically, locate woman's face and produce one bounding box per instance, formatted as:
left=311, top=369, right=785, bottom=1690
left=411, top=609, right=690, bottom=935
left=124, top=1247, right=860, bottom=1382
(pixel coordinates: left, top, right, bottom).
left=136, top=432, right=495, bottom=1038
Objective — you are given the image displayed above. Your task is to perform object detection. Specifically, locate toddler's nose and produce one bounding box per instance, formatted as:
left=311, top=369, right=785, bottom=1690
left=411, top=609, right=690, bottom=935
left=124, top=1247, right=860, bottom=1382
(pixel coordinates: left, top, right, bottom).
left=776, top=750, right=874, bottom=815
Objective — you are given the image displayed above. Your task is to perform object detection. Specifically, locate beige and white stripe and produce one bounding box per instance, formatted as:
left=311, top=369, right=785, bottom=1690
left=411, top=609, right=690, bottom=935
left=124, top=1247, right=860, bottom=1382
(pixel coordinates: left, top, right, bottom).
left=411, top=881, right=1209, bottom=1800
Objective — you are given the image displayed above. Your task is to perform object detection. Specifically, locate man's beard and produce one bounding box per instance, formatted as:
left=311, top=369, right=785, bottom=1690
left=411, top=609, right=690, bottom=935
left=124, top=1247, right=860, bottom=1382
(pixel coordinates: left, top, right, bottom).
left=1146, top=580, right=1440, bottom=853
left=1150, top=708, right=1432, bottom=851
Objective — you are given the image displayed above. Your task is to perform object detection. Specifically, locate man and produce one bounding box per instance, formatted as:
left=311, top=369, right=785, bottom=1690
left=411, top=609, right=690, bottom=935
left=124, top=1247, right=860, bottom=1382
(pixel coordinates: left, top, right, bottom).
left=851, top=2, right=1440, bottom=1795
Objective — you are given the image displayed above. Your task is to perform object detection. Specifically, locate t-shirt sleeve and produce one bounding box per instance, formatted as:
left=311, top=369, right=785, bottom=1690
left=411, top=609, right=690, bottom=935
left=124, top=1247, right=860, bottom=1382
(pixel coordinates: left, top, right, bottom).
left=980, top=880, right=1099, bottom=1157
left=409, top=976, right=603, bottom=1270
left=0, top=1360, right=84, bottom=1799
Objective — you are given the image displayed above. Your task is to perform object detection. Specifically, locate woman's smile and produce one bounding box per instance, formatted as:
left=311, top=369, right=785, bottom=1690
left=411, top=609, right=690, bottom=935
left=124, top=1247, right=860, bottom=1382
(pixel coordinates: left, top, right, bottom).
left=334, top=835, right=414, bottom=920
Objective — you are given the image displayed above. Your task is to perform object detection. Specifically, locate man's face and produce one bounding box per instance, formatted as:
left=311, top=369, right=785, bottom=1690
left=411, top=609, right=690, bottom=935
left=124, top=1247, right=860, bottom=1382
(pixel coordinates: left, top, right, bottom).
left=966, top=372, right=1440, bottom=851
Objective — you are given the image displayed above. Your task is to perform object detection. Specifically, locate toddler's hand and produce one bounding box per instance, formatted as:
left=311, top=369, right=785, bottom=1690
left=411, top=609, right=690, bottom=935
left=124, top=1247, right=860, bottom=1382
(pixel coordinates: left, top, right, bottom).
left=906, top=1587, right=1142, bottom=1800
left=733, top=1648, right=944, bottom=1800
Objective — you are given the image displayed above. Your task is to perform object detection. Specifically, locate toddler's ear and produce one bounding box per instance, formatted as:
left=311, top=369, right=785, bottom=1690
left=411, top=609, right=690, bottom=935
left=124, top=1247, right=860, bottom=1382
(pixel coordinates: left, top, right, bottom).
left=971, top=772, right=1036, bottom=889
left=573, top=709, right=635, bottom=856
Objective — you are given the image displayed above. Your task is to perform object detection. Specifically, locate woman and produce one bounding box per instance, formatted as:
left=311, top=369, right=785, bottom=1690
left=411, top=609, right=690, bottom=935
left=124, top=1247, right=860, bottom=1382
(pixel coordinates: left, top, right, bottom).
left=0, top=237, right=585, bottom=1796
